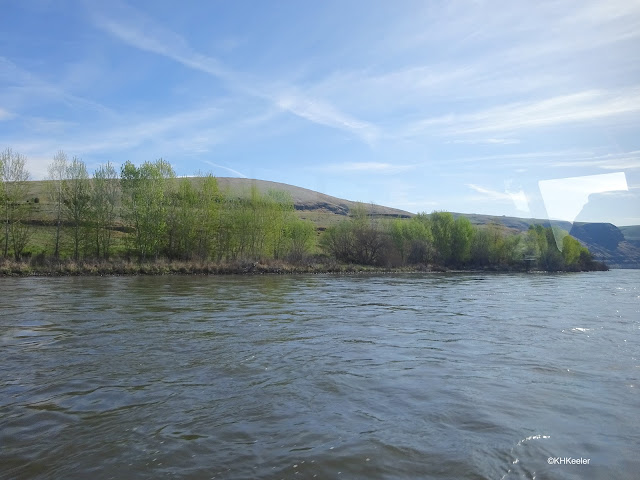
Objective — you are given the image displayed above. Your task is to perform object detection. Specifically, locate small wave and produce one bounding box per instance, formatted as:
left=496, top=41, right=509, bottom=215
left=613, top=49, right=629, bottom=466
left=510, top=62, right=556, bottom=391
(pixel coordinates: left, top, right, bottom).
left=500, top=434, right=551, bottom=480
left=516, top=434, right=551, bottom=446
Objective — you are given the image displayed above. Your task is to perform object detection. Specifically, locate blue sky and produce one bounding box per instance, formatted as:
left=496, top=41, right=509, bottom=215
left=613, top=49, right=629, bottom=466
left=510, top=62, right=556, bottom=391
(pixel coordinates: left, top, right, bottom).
left=1, top=0, right=639, bottom=225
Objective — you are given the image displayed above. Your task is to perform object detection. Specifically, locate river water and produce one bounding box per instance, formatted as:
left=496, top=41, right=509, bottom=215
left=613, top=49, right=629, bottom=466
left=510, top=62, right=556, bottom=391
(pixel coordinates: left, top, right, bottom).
left=1, top=271, right=638, bottom=479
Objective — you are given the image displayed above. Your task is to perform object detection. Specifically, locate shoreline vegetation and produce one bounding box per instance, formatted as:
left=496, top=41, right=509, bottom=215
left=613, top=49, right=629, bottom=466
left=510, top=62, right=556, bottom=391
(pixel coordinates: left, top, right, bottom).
left=1, top=148, right=608, bottom=276
left=0, top=258, right=607, bottom=277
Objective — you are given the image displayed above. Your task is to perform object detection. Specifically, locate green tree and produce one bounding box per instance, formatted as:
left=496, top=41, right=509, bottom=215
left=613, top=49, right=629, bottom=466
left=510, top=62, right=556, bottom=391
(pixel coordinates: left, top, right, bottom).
left=562, top=235, right=593, bottom=270
left=196, top=175, right=222, bottom=260
left=451, top=216, right=474, bottom=266
left=120, top=159, right=175, bottom=260
left=539, top=226, right=564, bottom=271
left=388, top=215, right=433, bottom=265
left=62, top=157, right=91, bottom=260
left=264, top=189, right=295, bottom=260
left=285, top=218, right=316, bottom=262
left=165, top=177, right=196, bottom=260
left=430, top=211, right=454, bottom=265
left=522, top=226, right=542, bottom=258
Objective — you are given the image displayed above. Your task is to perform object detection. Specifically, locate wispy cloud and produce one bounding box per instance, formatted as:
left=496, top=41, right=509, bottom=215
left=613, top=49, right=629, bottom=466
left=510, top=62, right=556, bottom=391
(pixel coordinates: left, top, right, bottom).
left=8, top=103, right=280, bottom=178
left=92, top=3, right=231, bottom=81
left=291, top=0, right=640, bottom=128
left=467, top=184, right=529, bottom=211
left=408, top=89, right=640, bottom=137
left=276, top=94, right=378, bottom=144
left=549, top=151, right=640, bottom=170
left=318, top=162, right=417, bottom=174
left=67, top=106, right=221, bottom=154
left=90, top=1, right=377, bottom=143
left=202, top=161, right=247, bottom=178
left=449, top=138, right=520, bottom=145
left=0, top=56, right=115, bottom=117
left=0, top=108, right=13, bottom=121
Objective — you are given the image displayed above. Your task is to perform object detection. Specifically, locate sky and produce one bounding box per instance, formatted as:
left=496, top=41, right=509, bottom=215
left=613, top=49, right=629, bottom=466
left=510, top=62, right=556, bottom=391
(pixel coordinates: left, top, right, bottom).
left=1, top=0, right=640, bottom=225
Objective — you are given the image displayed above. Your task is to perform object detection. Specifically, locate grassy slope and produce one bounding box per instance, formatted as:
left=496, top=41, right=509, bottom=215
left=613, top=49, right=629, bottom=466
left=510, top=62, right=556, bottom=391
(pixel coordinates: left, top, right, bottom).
left=23, top=177, right=411, bottom=227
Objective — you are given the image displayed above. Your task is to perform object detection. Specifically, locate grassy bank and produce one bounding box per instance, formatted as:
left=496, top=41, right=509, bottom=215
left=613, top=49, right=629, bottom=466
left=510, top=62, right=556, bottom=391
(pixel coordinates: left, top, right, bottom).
left=0, top=258, right=434, bottom=276
left=0, top=257, right=603, bottom=277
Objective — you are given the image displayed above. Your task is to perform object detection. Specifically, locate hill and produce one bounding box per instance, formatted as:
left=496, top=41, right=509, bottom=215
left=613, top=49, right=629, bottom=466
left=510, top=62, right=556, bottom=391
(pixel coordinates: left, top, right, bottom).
left=215, top=178, right=409, bottom=215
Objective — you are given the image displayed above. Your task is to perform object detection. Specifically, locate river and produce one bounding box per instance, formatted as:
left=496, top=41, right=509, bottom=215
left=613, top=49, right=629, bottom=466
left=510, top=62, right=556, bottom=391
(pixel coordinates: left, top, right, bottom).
left=1, top=271, right=638, bottom=479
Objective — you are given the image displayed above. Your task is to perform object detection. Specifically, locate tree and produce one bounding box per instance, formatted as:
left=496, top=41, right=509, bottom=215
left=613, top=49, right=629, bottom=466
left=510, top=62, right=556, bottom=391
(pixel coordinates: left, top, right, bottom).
left=388, top=215, right=433, bottom=265
left=522, top=226, right=542, bottom=258
left=470, top=227, right=491, bottom=266
left=165, top=175, right=220, bottom=261
left=450, top=216, right=474, bottom=266
left=120, top=159, right=175, bottom=260
left=46, top=150, right=68, bottom=258
left=562, top=235, right=594, bottom=270
left=62, top=157, right=91, bottom=260
left=539, top=226, right=564, bottom=271
left=320, top=204, right=388, bottom=265
left=430, top=211, right=454, bottom=265
left=320, top=218, right=355, bottom=263
left=197, top=175, right=222, bottom=260
left=1, top=148, right=32, bottom=260
left=91, top=162, right=119, bottom=259
left=285, top=218, right=316, bottom=262
left=165, top=178, right=194, bottom=260
left=264, top=189, right=295, bottom=260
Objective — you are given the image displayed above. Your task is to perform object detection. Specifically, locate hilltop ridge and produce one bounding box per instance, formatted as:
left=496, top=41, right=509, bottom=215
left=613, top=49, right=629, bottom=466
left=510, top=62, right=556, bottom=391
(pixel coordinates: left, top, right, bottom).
left=214, top=177, right=412, bottom=218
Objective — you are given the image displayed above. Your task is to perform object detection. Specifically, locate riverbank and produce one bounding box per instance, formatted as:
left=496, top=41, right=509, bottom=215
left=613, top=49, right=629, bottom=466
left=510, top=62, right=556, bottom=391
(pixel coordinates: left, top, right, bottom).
left=0, top=258, right=433, bottom=276
left=0, top=258, right=608, bottom=276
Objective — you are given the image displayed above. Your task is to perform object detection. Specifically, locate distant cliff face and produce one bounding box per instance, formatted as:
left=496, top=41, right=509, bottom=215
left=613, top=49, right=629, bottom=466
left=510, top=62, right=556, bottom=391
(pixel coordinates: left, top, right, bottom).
left=460, top=213, right=639, bottom=268
left=570, top=223, right=625, bottom=250
left=569, top=222, right=639, bottom=268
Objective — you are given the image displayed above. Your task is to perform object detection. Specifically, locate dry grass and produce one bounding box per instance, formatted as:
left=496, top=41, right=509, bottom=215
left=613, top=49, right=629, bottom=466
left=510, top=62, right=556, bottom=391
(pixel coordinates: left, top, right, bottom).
left=0, top=257, right=447, bottom=277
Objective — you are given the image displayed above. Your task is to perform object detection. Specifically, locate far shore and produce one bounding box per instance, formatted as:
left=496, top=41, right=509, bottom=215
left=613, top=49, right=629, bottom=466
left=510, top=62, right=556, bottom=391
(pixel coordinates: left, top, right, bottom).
left=0, top=258, right=608, bottom=277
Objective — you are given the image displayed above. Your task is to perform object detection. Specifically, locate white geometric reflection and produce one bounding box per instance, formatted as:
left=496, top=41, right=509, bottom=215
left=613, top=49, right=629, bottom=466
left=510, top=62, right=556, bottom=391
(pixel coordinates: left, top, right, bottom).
left=538, top=172, right=628, bottom=250
left=539, top=172, right=628, bottom=222
left=508, top=189, right=529, bottom=212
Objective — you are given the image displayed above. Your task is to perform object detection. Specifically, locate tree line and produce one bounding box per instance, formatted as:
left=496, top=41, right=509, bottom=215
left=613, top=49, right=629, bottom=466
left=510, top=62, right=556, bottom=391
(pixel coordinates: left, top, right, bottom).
left=1, top=147, right=604, bottom=271
left=2, top=149, right=316, bottom=263
left=321, top=208, right=605, bottom=271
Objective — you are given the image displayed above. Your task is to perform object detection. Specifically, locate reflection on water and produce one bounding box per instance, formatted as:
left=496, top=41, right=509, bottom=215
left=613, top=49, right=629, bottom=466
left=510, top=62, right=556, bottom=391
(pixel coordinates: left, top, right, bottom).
left=1, top=271, right=639, bottom=479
